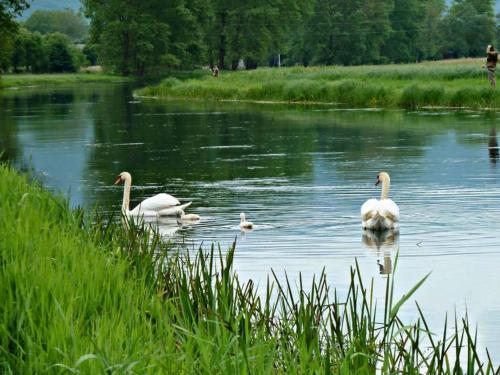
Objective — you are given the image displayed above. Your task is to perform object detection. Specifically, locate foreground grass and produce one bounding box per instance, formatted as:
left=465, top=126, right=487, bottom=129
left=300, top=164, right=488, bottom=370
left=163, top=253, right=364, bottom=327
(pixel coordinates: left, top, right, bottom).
left=0, top=73, right=132, bottom=89
left=0, top=164, right=498, bottom=373
left=137, top=59, right=500, bottom=109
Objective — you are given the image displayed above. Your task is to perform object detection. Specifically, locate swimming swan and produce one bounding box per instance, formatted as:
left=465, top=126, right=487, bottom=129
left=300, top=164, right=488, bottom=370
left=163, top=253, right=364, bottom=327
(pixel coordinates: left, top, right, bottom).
left=114, top=171, right=191, bottom=217
left=239, top=213, right=253, bottom=229
left=361, top=172, right=400, bottom=230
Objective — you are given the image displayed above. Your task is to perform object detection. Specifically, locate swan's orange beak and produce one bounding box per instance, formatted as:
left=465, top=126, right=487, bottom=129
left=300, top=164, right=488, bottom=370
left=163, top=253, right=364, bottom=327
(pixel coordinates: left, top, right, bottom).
left=114, top=176, right=122, bottom=185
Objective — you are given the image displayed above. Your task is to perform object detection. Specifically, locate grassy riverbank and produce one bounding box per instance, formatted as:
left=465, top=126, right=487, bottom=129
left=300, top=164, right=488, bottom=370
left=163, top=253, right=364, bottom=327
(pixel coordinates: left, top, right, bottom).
left=0, top=164, right=497, bottom=373
left=137, top=58, right=500, bottom=109
left=0, top=73, right=131, bottom=89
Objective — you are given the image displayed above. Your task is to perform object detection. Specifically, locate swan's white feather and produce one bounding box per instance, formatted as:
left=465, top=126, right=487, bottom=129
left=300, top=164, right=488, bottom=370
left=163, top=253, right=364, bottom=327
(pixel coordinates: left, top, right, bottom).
left=130, top=193, right=181, bottom=216
left=138, top=193, right=180, bottom=210
left=240, top=221, right=253, bottom=229
left=129, top=194, right=190, bottom=216
left=361, top=198, right=399, bottom=230
left=157, top=202, right=192, bottom=217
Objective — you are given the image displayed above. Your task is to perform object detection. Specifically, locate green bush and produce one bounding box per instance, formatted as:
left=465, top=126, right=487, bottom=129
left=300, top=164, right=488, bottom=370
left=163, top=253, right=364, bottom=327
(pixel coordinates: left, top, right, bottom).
left=45, top=32, right=79, bottom=73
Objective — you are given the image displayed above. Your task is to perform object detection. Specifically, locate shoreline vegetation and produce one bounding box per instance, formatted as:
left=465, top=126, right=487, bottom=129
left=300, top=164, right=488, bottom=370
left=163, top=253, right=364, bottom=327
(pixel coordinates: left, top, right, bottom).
left=0, top=72, right=132, bottom=89
left=136, top=59, right=500, bottom=110
left=1, top=164, right=498, bottom=373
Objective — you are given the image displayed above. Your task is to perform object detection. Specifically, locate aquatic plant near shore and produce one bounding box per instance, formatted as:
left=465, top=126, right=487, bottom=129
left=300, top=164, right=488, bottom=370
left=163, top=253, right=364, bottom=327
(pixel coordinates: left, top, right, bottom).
left=0, top=164, right=498, bottom=373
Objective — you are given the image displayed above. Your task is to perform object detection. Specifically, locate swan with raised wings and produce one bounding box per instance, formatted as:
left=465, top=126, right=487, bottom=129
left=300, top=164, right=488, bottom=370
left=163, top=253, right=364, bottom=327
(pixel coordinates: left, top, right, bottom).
left=361, top=172, right=399, bottom=230
left=114, top=172, right=191, bottom=217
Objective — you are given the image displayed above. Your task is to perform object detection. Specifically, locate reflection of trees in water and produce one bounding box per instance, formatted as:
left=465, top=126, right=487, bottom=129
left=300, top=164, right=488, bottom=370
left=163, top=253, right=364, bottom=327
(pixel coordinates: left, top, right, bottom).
left=0, top=96, right=19, bottom=163
left=362, top=229, right=399, bottom=275
left=86, top=94, right=320, bottom=208
left=0, top=85, right=112, bottom=193
left=86, top=96, right=498, bottom=210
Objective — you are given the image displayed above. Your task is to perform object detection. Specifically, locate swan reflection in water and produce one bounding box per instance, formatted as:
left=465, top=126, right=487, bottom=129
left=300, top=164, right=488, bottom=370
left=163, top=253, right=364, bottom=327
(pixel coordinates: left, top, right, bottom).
left=362, top=229, right=399, bottom=275
left=124, top=216, right=181, bottom=239
left=488, top=128, right=499, bottom=165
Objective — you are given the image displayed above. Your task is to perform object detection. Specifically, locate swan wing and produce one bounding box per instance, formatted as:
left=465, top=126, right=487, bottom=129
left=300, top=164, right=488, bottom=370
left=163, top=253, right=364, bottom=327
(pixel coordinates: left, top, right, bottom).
left=130, top=193, right=182, bottom=215
left=157, top=202, right=192, bottom=217
left=379, top=199, right=400, bottom=222
left=361, top=199, right=380, bottom=221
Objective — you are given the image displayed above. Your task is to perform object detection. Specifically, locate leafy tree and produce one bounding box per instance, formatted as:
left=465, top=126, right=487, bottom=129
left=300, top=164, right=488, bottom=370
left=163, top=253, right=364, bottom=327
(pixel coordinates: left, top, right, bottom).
left=441, top=0, right=495, bottom=57
left=382, top=0, right=426, bottom=63
left=305, top=0, right=367, bottom=65
left=83, top=0, right=204, bottom=76
left=283, top=1, right=316, bottom=66
left=416, top=0, right=446, bottom=60
left=44, top=32, right=78, bottom=72
left=24, top=9, right=88, bottom=42
left=10, top=30, right=27, bottom=72
left=0, top=0, right=29, bottom=72
left=82, top=44, right=98, bottom=65
left=9, top=28, right=46, bottom=72
left=362, top=0, right=393, bottom=64
left=303, top=0, right=338, bottom=65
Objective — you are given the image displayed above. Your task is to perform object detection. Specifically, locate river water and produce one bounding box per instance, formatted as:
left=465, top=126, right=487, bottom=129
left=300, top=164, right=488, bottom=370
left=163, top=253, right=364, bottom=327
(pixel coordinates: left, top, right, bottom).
left=2, top=83, right=500, bottom=360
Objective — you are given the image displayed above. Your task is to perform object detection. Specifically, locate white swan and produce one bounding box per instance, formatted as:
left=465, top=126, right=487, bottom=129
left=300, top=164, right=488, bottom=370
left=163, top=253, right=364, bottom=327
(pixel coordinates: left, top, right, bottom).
left=114, top=171, right=191, bottom=217
left=239, top=213, right=253, bottom=229
left=361, top=172, right=400, bottom=230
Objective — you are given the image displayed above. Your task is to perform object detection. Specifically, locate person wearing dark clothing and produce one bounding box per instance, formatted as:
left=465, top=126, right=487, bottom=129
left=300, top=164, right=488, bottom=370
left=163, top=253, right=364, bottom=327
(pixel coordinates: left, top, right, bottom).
left=486, top=45, right=498, bottom=88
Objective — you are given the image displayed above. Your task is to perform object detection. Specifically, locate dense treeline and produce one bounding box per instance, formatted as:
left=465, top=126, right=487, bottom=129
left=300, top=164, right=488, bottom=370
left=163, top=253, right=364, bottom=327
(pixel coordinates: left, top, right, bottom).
left=0, top=7, right=92, bottom=73
left=0, top=0, right=498, bottom=76
left=3, top=28, right=88, bottom=73
left=0, top=0, right=29, bottom=70
left=81, top=0, right=497, bottom=76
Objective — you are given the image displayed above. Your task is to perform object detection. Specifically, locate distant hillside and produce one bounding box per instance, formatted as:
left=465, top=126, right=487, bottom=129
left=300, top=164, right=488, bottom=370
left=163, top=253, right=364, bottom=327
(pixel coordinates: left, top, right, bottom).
left=20, top=0, right=81, bottom=19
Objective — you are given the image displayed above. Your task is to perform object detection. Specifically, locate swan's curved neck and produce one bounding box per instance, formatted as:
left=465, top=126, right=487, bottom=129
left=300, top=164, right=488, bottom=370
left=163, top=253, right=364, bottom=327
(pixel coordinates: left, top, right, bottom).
left=122, top=175, right=132, bottom=214
left=380, top=177, right=390, bottom=200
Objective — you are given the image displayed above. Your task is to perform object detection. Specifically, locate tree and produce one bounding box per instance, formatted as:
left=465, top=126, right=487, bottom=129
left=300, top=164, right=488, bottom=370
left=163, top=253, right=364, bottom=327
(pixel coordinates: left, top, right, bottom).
left=45, top=32, right=78, bottom=72
left=362, top=0, right=393, bottom=64
left=441, top=0, right=495, bottom=58
left=82, top=44, right=98, bottom=65
left=305, top=0, right=340, bottom=65
left=283, top=1, right=316, bottom=66
left=24, top=9, right=88, bottom=42
left=416, top=0, right=446, bottom=60
left=305, top=0, right=367, bottom=65
left=0, top=0, right=29, bottom=72
left=10, top=30, right=26, bottom=72
left=83, top=0, right=204, bottom=76
left=24, top=31, right=46, bottom=72
left=382, top=0, right=426, bottom=63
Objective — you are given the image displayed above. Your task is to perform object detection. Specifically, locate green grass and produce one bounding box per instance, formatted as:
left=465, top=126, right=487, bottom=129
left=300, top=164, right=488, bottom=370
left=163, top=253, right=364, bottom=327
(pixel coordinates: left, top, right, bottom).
left=0, top=73, right=132, bottom=89
left=0, top=163, right=498, bottom=373
left=136, top=59, right=500, bottom=109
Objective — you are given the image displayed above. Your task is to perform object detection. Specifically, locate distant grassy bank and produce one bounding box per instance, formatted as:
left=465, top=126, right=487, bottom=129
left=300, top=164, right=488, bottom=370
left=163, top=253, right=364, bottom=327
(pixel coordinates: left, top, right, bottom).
left=1, top=164, right=497, bottom=373
left=137, top=59, right=500, bottom=109
left=0, top=72, right=132, bottom=89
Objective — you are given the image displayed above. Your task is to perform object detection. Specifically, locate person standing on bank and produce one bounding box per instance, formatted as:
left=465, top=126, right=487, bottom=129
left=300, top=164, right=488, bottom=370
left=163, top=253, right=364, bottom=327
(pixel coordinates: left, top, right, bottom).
left=486, top=45, right=498, bottom=88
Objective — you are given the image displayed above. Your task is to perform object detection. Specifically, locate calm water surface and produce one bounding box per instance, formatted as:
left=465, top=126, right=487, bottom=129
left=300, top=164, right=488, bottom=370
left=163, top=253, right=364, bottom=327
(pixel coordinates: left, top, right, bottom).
left=2, top=83, right=500, bottom=359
